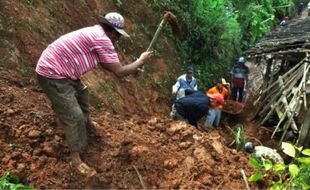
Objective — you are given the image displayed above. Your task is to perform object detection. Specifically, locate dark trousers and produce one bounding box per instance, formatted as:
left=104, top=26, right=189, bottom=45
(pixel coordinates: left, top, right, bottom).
left=232, top=87, right=244, bottom=102
left=37, top=74, right=89, bottom=152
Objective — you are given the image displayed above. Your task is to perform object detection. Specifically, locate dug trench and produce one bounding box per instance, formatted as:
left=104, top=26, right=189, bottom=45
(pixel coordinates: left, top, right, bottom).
left=0, top=71, right=278, bottom=189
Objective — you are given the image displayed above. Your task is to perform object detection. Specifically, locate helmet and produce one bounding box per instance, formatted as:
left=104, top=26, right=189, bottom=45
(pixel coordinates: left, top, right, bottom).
left=207, top=93, right=224, bottom=104
left=244, top=142, right=254, bottom=153
left=238, top=56, right=246, bottom=64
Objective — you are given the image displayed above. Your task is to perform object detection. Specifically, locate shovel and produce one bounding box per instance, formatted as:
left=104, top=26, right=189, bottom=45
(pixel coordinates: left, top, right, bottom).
left=137, top=11, right=181, bottom=73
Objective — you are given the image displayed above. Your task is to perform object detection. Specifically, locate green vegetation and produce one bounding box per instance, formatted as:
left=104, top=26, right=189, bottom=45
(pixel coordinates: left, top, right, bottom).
left=227, top=124, right=245, bottom=150
left=249, top=142, right=310, bottom=189
left=23, top=0, right=35, bottom=7
left=151, top=0, right=294, bottom=89
left=113, top=0, right=123, bottom=7
left=89, top=91, right=103, bottom=110
left=17, top=59, right=35, bottom=77
left=0, top=172, right=34, bottom=190
left=99, top=81, right=122, bottom=111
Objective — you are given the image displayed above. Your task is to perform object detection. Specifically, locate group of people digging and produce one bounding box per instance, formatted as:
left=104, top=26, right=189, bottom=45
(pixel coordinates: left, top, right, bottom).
left=170, top=57, right=249, bottom=128
left=35, top=11, right=256, bottom=177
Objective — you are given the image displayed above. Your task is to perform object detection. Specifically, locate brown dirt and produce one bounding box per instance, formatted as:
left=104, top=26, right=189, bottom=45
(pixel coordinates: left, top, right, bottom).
left=0, top=0, right=274, bottom=189
left=0, top=73, right=270, bottom=189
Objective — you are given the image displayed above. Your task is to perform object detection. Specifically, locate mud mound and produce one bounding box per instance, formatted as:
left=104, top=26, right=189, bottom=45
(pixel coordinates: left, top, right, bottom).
left=0, top=77, right=265, bottom=189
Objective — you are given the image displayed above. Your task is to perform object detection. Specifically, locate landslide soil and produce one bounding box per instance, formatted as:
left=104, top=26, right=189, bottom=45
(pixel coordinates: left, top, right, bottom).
left=0, top=0, right=276, bottom=189
left=0, top=75, right=270, bottom=189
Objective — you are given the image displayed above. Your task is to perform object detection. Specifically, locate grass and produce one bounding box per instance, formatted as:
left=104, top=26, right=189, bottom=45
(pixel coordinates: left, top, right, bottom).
left=89, top=92, right=103, bottom=110
left=0, top=56, right=9, bottom=67
left=99, top=81, right=122, bottom=111
left=23, top=0, right=35, bottom=7
left=17, top=59, right=35, bottom=78
left=113, top=0, right=123, bottom=7
left=0, top=172, right=34, bottom=190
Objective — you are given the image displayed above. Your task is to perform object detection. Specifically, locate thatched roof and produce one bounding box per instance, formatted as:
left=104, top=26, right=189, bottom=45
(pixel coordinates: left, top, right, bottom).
left=246, top=17, right=310, bottom=59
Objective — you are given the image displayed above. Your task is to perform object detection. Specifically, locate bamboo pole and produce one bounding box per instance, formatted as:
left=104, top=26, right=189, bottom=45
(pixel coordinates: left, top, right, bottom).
left=241, top=169, right=251, bottom=190
left=257, top=62, right=304, bottom=110
left=279, top=64, right=310, bottom=144
left=260, top=58, right=306, bottom=95
left=258, top=69, right=304, bottom=118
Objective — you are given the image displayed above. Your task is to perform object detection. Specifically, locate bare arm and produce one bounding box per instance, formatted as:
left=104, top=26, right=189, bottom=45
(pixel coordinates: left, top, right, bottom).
left=100, top=51, right=152, bottom=77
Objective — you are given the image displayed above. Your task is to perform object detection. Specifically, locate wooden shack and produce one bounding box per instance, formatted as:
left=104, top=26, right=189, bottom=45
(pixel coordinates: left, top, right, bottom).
left=245, top=17, right=310, bottom=147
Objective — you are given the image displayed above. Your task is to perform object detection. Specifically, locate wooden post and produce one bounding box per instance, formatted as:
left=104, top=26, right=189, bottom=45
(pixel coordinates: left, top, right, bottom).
left=297, top=108, right=310, bottom=147
left=260, top=58, right=306, bottom=95
left=265, top=58, right=272, bottom=84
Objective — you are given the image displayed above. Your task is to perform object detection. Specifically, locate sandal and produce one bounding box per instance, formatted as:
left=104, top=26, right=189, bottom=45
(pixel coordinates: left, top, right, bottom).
left=71, top=162, right=97, bottom=177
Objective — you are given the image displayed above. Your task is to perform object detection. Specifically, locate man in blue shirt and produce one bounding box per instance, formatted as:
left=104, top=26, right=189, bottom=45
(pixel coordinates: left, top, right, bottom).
left=172, top=66, right=198, bottom=99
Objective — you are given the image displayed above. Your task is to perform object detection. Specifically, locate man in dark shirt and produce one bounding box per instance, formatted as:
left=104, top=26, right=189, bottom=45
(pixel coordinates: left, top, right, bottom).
left=231, top=56, right=249, bottom=102
left=173, top=90, right=220, bottom=127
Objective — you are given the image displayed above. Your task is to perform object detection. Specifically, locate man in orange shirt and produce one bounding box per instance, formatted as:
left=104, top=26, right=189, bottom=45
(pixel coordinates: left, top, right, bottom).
left=205, top=79, right=229, bottom=127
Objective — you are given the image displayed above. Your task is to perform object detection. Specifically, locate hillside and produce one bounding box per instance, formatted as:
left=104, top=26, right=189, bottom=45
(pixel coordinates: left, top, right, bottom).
left=0, top=0, right=181, bottom=115
left=0, top=0, right=290, bottom=189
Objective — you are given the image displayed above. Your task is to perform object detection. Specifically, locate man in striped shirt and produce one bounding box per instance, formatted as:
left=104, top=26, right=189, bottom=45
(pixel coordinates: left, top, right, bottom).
left=36, top=12, right=152, bottom=176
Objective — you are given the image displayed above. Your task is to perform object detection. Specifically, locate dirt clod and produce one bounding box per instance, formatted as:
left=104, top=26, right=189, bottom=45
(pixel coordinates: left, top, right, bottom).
left=27, top=130, right=42, bottom=138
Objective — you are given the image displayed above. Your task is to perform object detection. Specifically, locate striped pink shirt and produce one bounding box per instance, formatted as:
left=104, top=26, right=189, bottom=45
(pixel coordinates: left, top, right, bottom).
left=36, top=25, right=120, bottom=80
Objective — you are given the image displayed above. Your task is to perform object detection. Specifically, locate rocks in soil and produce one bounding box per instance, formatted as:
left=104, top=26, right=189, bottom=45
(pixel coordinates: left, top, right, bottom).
left=130, top=145, right=149, bottom=156
left=201, top=175, right=213, bottom=186
left=17, top=163, right=26, bottom=172
left=182, top=156, right=195, bottom=170
left=42, top=142, right=57, bottom=157
left=27, top=129, right=42, bottom=138
left=164, top=158, right=178, bottom=169
left=4, top=108, right=14, bottom=115
left=167, top=122, right=187, bottom=136
left=193, top=147, right=215, bottom=165
left=44, top=128, right=54, bottom=136
left=179, top=142, right=192, bottom=150
left=211, top=140, right=224, bottom=155
left=32, top=148, right=42, bottom=156
left=2, top=154, right=11, bottom=164
left=21, top=152, right=31, bottom=160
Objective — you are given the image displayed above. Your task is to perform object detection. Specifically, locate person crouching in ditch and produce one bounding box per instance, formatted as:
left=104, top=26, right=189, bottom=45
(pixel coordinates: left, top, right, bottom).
left=36, top=12, right=152, bottom=176
left=171, top=90, right=221, bottom=128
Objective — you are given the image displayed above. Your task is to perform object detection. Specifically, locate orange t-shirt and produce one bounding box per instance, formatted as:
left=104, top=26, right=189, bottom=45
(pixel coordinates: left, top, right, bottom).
left=207, top=86, right=229, bottom=109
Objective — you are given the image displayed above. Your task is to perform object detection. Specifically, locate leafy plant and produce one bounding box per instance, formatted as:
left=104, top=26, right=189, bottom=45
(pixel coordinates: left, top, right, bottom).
left=227, top=124, right=245, bottom=150
left=0, top=172, right=34, bottom=190
left=248, top=142, right=310, bottom=190
left=150, top=0, right=294, bottom=90
left=113, top=0, right=123, bottom=7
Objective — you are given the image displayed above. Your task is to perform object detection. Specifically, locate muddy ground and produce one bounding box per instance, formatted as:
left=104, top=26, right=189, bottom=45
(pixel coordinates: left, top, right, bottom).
left=0, top=0, right=285, bottom=189
left=0, top=70, right=277, bottom=189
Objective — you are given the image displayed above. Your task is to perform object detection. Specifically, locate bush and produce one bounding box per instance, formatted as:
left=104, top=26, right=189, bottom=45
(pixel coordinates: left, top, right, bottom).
left=248, top=142, right=310, bottom=189
left=0, top=172, right=34, bottom=190
left=150, top=0, right=294, bottom=90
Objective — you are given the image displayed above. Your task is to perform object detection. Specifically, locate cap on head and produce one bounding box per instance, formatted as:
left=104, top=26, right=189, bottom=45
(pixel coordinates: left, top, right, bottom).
left=238, top=56, right=246, bottom=64
left=101, top=12, right=130, bottom=37
left=222, top=78, right=228, bottom=85
left=245, top=142, right=254, bottom=153
left=207, top=93, right=224, bottom=104
left=186, top=66, right=195, bottom=73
